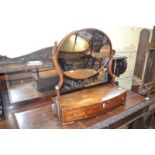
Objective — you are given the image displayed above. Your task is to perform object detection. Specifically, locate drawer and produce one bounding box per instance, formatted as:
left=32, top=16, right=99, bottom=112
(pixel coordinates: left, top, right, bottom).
left=62, top=92, right=126, bottom=124
left=63, top=108, right=88, bottom=123
left=106, top=93, right=126, bottom=108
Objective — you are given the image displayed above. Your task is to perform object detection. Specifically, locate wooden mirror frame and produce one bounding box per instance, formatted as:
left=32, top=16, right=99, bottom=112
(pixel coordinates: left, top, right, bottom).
left=52, top=28, right=115, bottom=92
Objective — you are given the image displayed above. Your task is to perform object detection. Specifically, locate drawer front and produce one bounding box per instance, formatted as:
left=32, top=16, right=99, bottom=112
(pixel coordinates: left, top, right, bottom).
left=62, top=92, right=127, bottom=124
left=106, top=92, right=126, bottom=109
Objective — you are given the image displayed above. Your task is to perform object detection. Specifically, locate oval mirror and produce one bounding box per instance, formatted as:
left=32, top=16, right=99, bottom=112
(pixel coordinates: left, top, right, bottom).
left=57, top=28, right=112, bottom=80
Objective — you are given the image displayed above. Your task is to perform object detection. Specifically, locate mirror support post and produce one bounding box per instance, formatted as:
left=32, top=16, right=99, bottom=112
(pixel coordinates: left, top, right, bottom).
left=108, top=50, right=116, bottom=83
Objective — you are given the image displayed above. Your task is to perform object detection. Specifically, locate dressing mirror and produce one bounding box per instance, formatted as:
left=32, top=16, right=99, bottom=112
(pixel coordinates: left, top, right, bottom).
left=52, top=28, right=127, bottom=125
left=54, top=28, right=114, bottom=91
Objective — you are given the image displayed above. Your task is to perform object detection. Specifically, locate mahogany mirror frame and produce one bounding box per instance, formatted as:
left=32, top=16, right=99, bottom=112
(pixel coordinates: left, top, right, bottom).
left=52, top=28, right=115, bottom=91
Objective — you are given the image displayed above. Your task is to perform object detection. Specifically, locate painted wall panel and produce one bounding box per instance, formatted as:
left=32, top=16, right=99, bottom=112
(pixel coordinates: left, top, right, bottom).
left=116, top=76, right=133, bottom=90
left=111, top=27, right=152, bottom=90
left=107, top=27, right=142, bottom=52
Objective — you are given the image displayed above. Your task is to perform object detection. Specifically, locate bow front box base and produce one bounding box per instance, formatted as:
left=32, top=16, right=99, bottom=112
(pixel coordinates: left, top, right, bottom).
left=52, top=84, right=127, bottom=125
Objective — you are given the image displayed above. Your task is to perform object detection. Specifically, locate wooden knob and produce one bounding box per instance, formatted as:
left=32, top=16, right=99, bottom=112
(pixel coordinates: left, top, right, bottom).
left=103, top=103, right=106, bottom=108
left=73, top=113, right=77, bottom=117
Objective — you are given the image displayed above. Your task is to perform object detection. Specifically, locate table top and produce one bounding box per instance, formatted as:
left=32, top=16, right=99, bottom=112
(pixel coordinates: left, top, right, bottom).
left=13, top=91, right=154, bottom=129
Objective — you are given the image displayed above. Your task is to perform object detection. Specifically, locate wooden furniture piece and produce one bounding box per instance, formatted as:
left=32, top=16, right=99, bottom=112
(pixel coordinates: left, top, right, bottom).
left=52, top=28, right=127, bottom=124
left=0, top=46, right=55, bottom=115
left=0, top=39, right=127, bottom=118
left=0, top=62, right=54, bottom=115
left=144, top=26, right=155, bottom=83
left=132, top=26, right=155, bottom=93
left=2, top=90, right=154, bottom=129
left=133, top=29, right=150, bottom=81
left=131, top=26, right=155, bottom=128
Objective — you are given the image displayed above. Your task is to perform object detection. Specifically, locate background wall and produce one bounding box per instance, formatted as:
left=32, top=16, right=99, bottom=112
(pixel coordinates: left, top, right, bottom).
left=110, top=27, right=152, bottom=90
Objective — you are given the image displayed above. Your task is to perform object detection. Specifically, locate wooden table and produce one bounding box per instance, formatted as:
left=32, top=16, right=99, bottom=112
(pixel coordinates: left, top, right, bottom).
left=2, top=91, right=153, bottom=129
left=0, top=62, right=155, bottom=128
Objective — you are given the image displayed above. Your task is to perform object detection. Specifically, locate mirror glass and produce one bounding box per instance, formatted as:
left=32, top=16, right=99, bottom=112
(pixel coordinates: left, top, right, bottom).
left=58, top=28, right=112, bottom=80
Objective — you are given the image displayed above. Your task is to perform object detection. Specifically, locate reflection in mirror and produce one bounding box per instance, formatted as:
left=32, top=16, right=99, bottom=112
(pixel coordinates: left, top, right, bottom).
left=57, top=28, right=112, bottom=91
left=60, top=35, right=89, bottom=53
